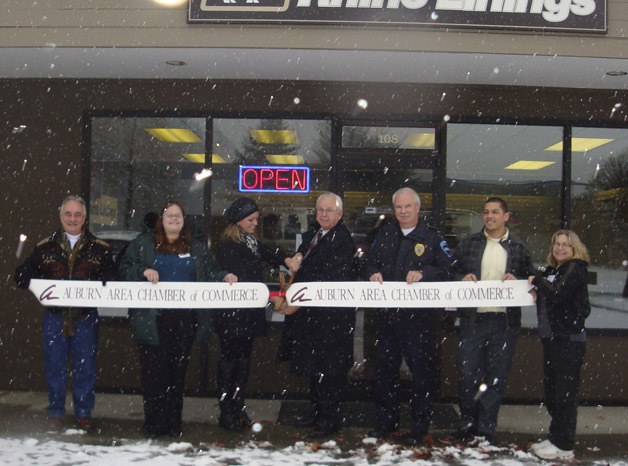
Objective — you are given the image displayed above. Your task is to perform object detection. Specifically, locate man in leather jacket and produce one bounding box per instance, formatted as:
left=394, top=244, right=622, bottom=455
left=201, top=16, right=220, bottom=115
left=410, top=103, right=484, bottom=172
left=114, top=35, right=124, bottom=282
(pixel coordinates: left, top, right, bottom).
left=15, top=195, right=114, bottom=432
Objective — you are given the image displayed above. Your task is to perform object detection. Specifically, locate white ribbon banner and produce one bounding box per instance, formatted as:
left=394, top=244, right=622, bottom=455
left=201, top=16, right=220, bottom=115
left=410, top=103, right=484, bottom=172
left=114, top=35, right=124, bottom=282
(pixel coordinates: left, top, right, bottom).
left=28, top=279, right=269, bottom=309
left=285, top=280, right=535, bottom=309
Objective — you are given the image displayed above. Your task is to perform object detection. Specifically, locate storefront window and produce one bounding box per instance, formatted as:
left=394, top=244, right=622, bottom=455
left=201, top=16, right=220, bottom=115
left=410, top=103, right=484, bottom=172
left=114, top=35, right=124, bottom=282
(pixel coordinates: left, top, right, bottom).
left=211, top=118, right=332, bottom=265
left=446, top=123, right=563, bottom=256
left=570, top=127, right=628, bottom=328
left=446, top=123, right=563, bottom=327
left=90, top=116, right=208, bottom=236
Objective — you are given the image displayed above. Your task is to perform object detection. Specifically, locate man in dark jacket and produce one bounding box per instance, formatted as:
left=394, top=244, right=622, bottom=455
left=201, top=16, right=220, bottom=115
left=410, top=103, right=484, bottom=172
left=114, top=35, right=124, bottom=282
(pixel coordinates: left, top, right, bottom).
left=277, top=192, right=357, bottom=438
left=366, top=187, right=452, bottom=446
left=14, top=195, right=115, bottom=432
left=451, top=197, right=534, bottom=444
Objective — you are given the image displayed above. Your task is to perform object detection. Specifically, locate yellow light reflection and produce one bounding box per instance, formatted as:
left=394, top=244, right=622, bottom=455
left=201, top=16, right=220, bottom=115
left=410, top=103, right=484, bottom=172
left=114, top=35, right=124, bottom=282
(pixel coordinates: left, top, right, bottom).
left=403, top=133, right=435, bottom=148
left=251, top=130, right=299, bottom=145
left=546, top=138, right=614, bottom=152
left=145, top=128, right=202, bottom=143
left=505, top=161, right=556, bottom=170
left=265, top=154, right=305, bottom=165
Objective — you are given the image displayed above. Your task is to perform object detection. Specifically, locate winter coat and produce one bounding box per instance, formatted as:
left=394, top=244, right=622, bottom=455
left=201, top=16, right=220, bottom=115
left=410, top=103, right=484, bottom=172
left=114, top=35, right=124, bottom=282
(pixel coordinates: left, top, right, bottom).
left=277, top=219, right=357, bottom=376
left=451, top=229, right=534, bottom=326
left=118, top=233, right=226, bottom=345
left=365, top=220, right=452, bottom=284
left=14, top=230, right=115, bottom=319
left=214, top=237, right=286, bottom=338
left=532, top=259, right=591, bottom=336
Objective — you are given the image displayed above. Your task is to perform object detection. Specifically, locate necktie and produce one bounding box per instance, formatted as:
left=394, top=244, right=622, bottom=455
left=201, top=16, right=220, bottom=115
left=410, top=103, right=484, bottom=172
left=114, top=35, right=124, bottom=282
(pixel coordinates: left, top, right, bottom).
left=306, top=229, right=324, bottom=257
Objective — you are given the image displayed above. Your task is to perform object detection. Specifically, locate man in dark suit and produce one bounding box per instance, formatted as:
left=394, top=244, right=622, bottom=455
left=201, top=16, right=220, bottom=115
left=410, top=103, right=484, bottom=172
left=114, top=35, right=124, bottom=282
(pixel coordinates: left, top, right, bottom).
left=277, top=192, right=357, bottom=438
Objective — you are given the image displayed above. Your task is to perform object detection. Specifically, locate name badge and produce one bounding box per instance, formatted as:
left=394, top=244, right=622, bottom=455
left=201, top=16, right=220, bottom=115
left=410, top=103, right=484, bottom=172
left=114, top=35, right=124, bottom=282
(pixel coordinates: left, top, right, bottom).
left=179, top=253, right=191, bottom=258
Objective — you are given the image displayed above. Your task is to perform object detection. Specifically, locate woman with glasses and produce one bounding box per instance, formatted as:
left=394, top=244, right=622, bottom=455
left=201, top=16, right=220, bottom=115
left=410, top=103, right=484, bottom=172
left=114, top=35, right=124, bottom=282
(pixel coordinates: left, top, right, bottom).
left=528, top=230, right=591, bottom=461
left=119, top=200, right=236, bottom=438
left=214, top=197, right=301, bottom=431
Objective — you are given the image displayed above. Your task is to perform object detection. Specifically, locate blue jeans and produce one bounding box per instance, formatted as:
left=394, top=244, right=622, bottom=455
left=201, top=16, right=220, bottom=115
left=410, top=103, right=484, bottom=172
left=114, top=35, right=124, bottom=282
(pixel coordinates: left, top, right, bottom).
left=43, top=309, right=99, bottom=419
left=456, top=312, right=518, bottom=437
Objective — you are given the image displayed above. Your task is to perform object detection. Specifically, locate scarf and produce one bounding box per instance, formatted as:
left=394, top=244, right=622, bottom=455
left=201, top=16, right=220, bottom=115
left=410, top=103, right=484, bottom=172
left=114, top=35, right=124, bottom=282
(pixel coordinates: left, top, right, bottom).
left=240, top=231, right=259, bottom=258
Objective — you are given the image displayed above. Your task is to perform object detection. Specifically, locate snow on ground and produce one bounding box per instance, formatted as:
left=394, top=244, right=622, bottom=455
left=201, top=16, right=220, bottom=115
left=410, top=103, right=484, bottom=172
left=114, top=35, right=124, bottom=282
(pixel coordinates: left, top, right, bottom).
left=1, top=436, right=627, bottom=466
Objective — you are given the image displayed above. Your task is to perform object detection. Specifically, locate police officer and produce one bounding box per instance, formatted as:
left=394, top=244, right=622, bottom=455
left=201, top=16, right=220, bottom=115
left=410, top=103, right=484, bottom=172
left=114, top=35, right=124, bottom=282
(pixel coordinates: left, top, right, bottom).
left=366, top=187, right=452, bottom=446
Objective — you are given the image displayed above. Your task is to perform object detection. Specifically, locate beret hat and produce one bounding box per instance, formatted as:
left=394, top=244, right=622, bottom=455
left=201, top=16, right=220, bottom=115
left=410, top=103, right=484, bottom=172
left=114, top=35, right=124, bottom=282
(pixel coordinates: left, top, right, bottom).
left=225, top=197, right=259, bottom=224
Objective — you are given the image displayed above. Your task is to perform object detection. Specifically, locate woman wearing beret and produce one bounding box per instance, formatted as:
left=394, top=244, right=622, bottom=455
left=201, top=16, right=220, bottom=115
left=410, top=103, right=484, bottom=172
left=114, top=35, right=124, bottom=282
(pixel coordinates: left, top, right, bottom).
left=119, top=200, right=237, bottom=438
left=214, top=197, right=301, bottom=431
left=528, top=230, right=591, bottom=461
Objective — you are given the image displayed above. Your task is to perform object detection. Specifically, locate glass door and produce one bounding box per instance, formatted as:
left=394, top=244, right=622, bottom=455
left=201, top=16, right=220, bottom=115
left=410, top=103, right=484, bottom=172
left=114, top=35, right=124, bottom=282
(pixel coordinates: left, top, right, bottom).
left=338, top=122, right=441, bottom=254
left=337, top=121, right=444, bottom=384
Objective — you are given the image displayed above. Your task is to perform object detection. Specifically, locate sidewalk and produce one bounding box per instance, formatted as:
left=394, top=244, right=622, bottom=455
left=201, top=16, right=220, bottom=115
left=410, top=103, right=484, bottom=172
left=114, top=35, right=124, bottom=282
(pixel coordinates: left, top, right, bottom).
left=1, top=390, right=626, bottom=461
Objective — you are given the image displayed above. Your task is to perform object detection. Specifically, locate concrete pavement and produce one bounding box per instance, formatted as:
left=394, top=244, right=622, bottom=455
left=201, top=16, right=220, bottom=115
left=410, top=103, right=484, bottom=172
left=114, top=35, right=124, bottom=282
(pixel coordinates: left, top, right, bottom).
left=0, top=390, right=626, bottom=461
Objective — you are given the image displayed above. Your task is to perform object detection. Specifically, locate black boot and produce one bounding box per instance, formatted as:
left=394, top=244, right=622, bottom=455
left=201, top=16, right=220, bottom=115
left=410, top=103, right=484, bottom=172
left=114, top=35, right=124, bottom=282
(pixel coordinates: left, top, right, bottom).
left=232, top=358, right=253, bottom=428
left=217, top=360, right=243, bottom=432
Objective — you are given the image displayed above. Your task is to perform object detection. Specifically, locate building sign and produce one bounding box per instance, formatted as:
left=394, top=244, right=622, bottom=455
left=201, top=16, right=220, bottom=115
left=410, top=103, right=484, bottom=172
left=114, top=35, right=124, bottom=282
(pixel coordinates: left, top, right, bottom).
left=189, top=0, right=606, bottom=33
left=239, top=165, right=310, bottom=193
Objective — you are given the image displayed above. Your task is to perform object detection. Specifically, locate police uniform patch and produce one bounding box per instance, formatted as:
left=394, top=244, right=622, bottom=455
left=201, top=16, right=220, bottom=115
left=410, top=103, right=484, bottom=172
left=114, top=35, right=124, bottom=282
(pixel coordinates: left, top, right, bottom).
left=440, top=240, right=452, bottom=258
left=414, top=243, right=425, bottom=256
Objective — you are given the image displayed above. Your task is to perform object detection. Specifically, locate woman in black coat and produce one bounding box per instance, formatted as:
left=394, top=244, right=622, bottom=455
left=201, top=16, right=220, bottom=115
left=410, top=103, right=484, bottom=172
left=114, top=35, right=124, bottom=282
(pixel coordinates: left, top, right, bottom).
left=214, top=197, right=300, bottom=431
left=528, top=229, right=591, bottom=461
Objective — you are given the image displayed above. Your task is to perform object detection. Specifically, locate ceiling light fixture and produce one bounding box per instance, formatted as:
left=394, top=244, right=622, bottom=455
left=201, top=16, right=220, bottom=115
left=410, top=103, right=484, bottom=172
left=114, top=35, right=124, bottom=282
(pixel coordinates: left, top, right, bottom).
left=265, top=154, right=305, bottom=164
left=546, top=138, right=614, bottom=152
left=505, top=161, right=556, bottom=170
left=251, top=130, right=299, bottom=145
left=145, top=128, right=202, bottom=143
left=606, top=70, right=628, bottom=77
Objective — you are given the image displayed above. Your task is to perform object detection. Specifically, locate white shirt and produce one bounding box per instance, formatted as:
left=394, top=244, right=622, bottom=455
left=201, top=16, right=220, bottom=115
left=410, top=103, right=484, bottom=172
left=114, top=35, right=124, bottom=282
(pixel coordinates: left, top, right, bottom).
left=65, top=232, right=81, bottom=249
left=477, top=229, right=508, bottom=314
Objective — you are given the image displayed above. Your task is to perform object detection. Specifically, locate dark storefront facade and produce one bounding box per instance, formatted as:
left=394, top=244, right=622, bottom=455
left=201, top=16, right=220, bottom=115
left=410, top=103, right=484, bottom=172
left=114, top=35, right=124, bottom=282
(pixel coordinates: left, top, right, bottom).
left=2, top=77, right=626, bottom=404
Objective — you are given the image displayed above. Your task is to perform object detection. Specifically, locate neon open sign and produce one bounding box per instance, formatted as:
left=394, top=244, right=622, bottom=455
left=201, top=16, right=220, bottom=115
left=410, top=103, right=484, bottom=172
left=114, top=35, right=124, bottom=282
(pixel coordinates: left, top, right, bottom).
left=239, top=165, right=310, bottom=193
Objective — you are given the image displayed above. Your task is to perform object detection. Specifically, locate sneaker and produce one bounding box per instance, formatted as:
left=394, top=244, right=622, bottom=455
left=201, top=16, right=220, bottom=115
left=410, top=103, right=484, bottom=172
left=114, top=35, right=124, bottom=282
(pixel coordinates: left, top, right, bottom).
left=467, top=434, right=494, bottom=446
left=76, top=417, right=93, bottom=432
left=529, top=439, right=552, bottom=453
left=533, top=441, right=575, bottom=461
left=47, top=416, right=63, bottom=432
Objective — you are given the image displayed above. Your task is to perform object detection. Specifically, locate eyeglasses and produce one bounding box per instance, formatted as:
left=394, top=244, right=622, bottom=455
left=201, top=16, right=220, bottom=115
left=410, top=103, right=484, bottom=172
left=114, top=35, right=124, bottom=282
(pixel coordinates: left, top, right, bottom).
left=164, top=213, right=183, bottom=220
left=552, top=242, right=572, bottom=249
left=62, top=211, right=84, bottom=219
left=316, top=207, right=338, bottom=215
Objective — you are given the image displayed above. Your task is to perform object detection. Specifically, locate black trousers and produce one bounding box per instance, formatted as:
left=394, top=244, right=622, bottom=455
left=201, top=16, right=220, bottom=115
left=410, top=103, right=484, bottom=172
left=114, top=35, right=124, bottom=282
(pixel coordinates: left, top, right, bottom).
left=374, top=310, right=436, bottom=435
left=308, top=372, right=348, bottom=429
left=138, top=311, right=197, bottom=436
left=542, top=336, right=586, bottom=451
left=218, top=331, right=254, bottom=362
